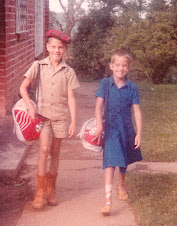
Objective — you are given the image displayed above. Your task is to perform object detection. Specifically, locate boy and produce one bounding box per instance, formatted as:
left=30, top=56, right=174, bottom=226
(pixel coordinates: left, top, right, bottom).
left=20, top=30, right=80, bottom=209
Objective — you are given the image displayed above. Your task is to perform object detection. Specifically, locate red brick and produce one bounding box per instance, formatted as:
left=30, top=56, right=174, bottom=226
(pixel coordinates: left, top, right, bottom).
left=0, top=0, right=49, bottom=116
left=0, top=82, right=6, bottom=90
left=0, top=76, right=6, bottom=82
left=0, top=70, right=6, bottom=77
left=0, top=48, right=6, bottom=55
left=5, top=13, right=15, bottom=20
left=0, top=41, right=6, bottom=48
left=0, top=56, right=6, bottom=62
left=0, top=64, right=6, bottom=70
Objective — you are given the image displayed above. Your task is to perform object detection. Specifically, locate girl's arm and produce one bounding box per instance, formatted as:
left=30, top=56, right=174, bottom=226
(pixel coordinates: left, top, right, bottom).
left=20, top=77, right=36, bottom=120
left=93, top=97, right=104, bottom=143
left=133, top=104, right=142, bottom=149
left=68, top=89, right=76, bottom=138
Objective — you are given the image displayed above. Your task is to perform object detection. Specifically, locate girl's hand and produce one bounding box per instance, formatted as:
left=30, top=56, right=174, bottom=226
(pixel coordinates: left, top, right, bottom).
left=134, top=134, right=141, bottom=149
left=92, top=126, right=104, bottom=145
left=68, top=122, right=76, bottom=138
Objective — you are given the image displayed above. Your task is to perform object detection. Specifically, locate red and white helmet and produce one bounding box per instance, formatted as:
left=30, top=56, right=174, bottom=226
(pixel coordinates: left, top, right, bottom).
left=78, top=118, right=104, bottom=152
left=12, top=99, right=44, bottom=145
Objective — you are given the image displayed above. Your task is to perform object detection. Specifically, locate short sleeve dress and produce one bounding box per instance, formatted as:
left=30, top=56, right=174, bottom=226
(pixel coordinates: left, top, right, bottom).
left=95, top=76, right=143, bottom=169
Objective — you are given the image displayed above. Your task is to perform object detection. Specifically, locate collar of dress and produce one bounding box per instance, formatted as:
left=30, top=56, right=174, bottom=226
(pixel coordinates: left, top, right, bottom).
left=110, top=75, right=130, bottom=88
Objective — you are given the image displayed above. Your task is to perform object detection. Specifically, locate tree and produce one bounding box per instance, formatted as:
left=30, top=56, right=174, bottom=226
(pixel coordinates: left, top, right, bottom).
left=148, top=0, right=169, bottom=12
left=72, top=7, right=115, bottom=79
left=102, top=6, right=177, bottom=83
left=72, top=0, right=148, bottom=79
left=49, top=11, right=63, bottom=30
left=58, top=0, right=86, bottom=35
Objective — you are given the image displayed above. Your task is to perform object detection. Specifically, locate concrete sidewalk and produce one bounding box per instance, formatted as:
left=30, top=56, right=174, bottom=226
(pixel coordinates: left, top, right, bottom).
left=17, top=158, right=138, bottom=226
left=0, top=116, right=29, bottom=178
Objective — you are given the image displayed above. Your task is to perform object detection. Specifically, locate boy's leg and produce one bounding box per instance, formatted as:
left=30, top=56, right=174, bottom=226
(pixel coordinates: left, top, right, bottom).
left=46, top=137, right=62, bottom=206
left=45, top=119, right=67, bottom=205
left=49, top=137, right=62, bottom=175
left=32, top=124, right=51, bottom=209
left=37, top=128, right=51, bottom=175
left=118, top=167, right=128, bottom=200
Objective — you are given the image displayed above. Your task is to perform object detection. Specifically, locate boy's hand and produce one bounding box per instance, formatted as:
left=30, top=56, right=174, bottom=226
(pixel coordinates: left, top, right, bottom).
left=134, top=134, right=141, bottom=149
left=68, top=122, right=76, bottom=138
left=27, top=106, right=36, bottom=121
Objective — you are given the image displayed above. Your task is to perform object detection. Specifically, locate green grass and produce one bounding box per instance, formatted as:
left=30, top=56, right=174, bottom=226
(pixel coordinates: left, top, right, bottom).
left=135, top=81, right=177, bottom=162
left=125, top=81, right=177, bottom=225
left=126, top=172, right=177, bottom=226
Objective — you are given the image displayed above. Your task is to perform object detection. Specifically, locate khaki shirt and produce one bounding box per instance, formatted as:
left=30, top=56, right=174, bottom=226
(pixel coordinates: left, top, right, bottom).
left=24, top=57, right=80, bottom=120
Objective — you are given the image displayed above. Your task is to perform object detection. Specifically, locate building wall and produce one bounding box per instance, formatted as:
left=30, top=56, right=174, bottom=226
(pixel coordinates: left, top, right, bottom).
left=0, top=0, right=49, bottom=116
left=0, top=0, right=6, bottom=117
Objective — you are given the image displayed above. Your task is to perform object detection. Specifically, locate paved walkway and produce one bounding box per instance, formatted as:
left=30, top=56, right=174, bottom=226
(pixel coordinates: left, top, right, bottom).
left=17, top=159, right=138, bottom=226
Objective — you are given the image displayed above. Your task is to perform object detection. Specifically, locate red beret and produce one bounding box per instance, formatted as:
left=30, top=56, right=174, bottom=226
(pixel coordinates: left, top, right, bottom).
left=46, top=30, right=71, bottom=44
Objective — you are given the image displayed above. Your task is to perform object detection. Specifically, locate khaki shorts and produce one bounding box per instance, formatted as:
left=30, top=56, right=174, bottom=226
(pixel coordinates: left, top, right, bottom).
left=41, top=119, right=68, bottom=138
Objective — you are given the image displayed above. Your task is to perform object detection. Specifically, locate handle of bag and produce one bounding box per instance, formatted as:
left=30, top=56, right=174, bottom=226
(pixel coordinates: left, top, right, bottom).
left=103, top=78, right=109, bottom=121
left=36, top=64, right=40, bottom=113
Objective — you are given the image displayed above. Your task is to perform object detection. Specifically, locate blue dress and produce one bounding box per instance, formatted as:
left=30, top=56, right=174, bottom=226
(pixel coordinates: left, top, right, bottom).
left=95, top=76, right=143, bottom=169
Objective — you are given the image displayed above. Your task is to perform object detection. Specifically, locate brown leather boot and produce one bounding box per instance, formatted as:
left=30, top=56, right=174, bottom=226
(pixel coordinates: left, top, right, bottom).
left=46, top=173, right=58, bottom=206
left=32, top=174, right=47, bottom=209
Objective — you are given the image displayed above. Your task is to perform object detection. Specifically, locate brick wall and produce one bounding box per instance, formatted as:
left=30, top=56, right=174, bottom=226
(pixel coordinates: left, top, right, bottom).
left=0, top=0, right=49, bottom=116
left=0, top=0, right=6, bottom=116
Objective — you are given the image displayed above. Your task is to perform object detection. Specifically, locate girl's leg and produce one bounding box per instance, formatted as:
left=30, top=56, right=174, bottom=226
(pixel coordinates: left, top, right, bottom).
left=118, top=167, right=128, bottom=200
left=104, top=167, right=115, bottom=204
left=101, top=167, right=115, bottom=215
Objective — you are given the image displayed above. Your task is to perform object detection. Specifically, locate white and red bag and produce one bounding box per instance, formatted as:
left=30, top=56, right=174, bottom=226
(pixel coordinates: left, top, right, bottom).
left=12, top=98, right=44, bottom=145
left=78, top=118, right=104, bottom=152
left=78, top=79, right=110, bottom=152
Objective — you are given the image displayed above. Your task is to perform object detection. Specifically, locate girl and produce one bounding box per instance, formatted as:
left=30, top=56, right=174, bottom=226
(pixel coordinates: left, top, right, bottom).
left=94, top=49, right=143, bottom=215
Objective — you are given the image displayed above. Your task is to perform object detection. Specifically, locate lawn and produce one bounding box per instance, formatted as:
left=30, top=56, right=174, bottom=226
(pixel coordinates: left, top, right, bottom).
left=126, top=172, right=177, bottom=226
left=127, top=81, right=177, bottom=225
left=135, top=81, right=177, bottom=162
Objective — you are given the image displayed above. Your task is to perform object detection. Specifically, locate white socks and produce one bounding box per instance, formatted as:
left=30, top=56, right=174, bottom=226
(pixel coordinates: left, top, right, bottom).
left=105, top=184, right=113, bottom=205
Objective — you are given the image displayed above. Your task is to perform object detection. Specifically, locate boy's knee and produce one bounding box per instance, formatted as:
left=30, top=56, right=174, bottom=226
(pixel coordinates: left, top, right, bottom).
left=39, top=145, right=50, bottom=156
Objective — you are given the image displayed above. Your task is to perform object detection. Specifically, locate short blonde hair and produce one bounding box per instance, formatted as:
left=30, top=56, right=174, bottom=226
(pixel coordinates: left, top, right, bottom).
left=111, top=49, right=132, bottom=64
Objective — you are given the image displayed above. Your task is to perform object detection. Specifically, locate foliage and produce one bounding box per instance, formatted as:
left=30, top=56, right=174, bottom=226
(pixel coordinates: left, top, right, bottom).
left=164, top=66, right=177, bottom=84
left=72, top=8, right=115, bottom=79
left=148, top=0, right=169, bottom=12
left=71, top=0, right=141, bottom=78
left=71, top=0, right=177, bottom=83
left=102, top=7, right=177, bottom=83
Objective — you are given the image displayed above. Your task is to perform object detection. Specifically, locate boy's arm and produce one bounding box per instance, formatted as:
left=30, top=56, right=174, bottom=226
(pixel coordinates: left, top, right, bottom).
left=133, top=104, right=142, bottom=149
left=93, top=97, right=104, bottom=143
left=20, top=77, right=36, bottom=120
left=68, top=89, right=76, bottom=137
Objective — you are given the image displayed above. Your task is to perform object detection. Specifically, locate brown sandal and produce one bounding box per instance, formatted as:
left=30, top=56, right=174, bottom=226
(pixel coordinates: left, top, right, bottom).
left=119, top=192, right=128, bottom=201
left=101, top=203, right=111, bottom=216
